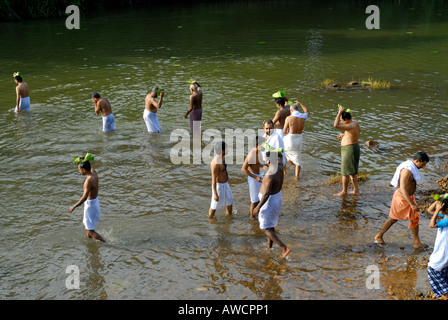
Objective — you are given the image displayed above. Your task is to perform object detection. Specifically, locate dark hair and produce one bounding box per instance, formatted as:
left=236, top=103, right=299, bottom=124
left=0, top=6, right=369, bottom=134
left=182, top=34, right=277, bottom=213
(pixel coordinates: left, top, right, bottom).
left=14, top=75, right=23, bottom=82
left=79, top=161, right=91, bottom=171
left=275, top=98, right=285, bottom=107
left=266, top=151, right=283, bottom=159
left=442, top=198, right=448, bottom=207
left=91, top=92, right=101, bottom=99
left=341, top=111, right=352, bottom=120
left=255, top=135, right=264, bottom=146
left=414, top=151, right=429, bottom=163
left=215, top=141, right=227, bottom=154
left=263, top=119, right=274, bottom=127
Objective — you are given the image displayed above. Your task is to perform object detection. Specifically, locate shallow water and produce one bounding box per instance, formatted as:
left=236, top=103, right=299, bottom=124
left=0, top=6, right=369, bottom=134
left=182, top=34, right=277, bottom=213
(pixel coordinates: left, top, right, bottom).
left=1, top=1, right=448, bottom=300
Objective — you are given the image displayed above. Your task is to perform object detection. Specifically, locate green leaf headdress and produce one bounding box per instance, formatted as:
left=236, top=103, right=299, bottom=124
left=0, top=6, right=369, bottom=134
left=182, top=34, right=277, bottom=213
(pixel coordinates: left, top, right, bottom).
left=13, top=71, right=21, bottom=78
left=262, top=142, right=283, bottom=153
left=338, top=104, right=351, bottom=113
left=433, top=193, right=448, bottom=201
left=74, top=153, right=94, bottom=164
left=272, top=90, right=285, bottom=98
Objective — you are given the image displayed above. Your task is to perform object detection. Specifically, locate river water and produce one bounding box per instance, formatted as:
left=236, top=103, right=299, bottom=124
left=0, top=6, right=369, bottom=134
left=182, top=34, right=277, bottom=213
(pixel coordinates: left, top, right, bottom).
left=1, top=1, right=448, bottom=300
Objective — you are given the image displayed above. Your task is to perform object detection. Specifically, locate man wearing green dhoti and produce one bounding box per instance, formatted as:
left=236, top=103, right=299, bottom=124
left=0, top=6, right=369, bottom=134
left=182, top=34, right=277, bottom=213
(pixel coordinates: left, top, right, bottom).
left=333, top=106, right=361, bottom=196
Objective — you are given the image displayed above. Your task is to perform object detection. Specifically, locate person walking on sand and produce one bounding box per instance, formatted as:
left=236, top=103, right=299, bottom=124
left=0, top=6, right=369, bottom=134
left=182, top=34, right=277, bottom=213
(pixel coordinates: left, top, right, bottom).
left=283, top=101, right=310, bottom=179
left=374, top=151, right=429, bottom=249
left=143, top=86, right=164, bottom=133
left=333, top=106, right=361, bottom=196
left=68, top=154, right=106, bottom=242
left=91, top=92, right=115, bottom=132
left=253, top=151, right=290, bottom=258
left=241, top=136, right=267, bottom=219
left=13, top=72, right=31, bottom=112
left=427, top=196, right=448, bottom=300
left=184, top=80, right=202, bottom=132
left=209, top=141, right=233, bottom=219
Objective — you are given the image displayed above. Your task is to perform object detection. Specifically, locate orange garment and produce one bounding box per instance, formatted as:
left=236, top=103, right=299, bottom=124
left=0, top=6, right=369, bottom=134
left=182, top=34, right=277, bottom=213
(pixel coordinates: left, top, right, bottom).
left=389, top=190, right=419, bottom=228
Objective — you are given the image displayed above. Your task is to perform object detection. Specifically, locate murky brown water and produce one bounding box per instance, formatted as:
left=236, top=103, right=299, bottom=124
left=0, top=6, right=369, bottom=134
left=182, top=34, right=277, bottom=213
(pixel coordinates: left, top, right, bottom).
left=1, top=1, right=448, bottom=299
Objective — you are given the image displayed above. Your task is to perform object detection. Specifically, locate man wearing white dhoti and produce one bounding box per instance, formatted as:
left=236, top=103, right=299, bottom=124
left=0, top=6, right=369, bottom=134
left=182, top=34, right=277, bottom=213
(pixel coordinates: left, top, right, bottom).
left=13, top=72, right=31, bottom=112
left=68, top=153, right=106, bottom=242
left=283, top=101, right=310, bottom=179
left=144, top=86, right=164, bottom=133
left=253, top=151, right=290, bottom=258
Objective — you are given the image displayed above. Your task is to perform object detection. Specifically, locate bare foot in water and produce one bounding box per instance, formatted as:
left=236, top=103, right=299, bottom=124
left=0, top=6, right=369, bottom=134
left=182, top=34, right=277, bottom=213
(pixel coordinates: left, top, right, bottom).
left=333, top=191, right=347, bottom=196
left=351, top=190, right=360, bottom=195
left=281, top=247, right=291, bottom=258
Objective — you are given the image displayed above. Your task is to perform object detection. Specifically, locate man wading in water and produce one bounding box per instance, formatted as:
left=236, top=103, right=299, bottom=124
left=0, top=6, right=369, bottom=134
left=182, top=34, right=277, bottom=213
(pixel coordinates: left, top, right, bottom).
left=333, top=106, right=361, bottom=196
left=184, top=80, right=202, bottom=132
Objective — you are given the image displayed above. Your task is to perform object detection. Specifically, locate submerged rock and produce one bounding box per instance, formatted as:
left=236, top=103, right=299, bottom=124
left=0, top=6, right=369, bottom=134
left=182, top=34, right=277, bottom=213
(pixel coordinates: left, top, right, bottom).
left=365, top=140, right=379, bottom=149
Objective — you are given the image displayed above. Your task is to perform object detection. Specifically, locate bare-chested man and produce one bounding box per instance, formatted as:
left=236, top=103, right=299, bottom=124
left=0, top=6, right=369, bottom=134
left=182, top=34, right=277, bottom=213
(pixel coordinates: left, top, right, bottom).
left=68, top=156, right=106, bottom=242
left=184, top=81, right=202, bottom=132
left=333, top=106, right=361, bottom=196
left=253, top=151, right=291, bottom=258
left=374, top=152, right=429, bottom=249
left=272, top=97, right=290, bottom=138
left=13, top=72, right=31, bottom=112
left=91, top=92, right=115, bottom=132
left=283, top=101, right=310, bottom=179
left=241, top=136, right=267, bottom=219
left=143, top=86, right=164, bottom=133
left=209, top=141, right=233, bottom=218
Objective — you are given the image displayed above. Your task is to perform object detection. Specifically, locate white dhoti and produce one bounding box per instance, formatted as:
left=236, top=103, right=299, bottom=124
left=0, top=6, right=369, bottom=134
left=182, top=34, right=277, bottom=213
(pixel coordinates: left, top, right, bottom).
left=83, top=197, right=101, bottom=230
left=283, top=133, right=303, bottom=166
left=16, top=96, right=31, bottom=112
left=143, top=109, right=161, bottom=133
left=258, top=191, right=282, bottom=230
left=102, top=113, right=116, bottom=132
left=210, top=182, right=234, bottom=210
left=275, top=128, right=284, bottom=138
left=248, top=173, right=263, bottom=203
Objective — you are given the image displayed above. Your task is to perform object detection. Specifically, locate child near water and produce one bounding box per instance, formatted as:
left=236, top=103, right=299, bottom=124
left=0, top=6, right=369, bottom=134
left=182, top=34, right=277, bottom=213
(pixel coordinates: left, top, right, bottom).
left=427, top=195, right=448, bottom=299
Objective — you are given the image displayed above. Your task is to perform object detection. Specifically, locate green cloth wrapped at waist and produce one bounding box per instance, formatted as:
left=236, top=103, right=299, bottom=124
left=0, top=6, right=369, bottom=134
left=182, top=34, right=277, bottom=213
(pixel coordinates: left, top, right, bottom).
left=340, top=143, right=360, bottom=176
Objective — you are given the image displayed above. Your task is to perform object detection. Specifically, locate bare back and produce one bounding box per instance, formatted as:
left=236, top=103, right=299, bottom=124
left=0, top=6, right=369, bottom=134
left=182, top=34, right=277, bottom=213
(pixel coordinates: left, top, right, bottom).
left=16, top=82, right=30, bottom=98
left=260, top=163, right=283, bottom=195
left=84, top=170, right=99, bottom=200
left=97, top=98, right=112, bottom=117
left=273, top=107, right=289, bottom=129
left=190, top=91, right=202, bottom=110
left=284, top=115, right=306, bottom=135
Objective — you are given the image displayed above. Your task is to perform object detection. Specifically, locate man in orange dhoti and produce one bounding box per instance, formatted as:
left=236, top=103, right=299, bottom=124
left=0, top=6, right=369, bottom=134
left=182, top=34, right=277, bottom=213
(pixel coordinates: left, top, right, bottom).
left=374, top=152, right=429, bottom=249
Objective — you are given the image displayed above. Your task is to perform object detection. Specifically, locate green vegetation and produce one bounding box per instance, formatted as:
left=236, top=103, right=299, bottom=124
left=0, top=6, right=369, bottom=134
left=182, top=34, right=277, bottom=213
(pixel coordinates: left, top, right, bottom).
left=0, top=0, right=151, bottom=21
left=328, top=171, right=370, bottom=185
left=360, top=77, right=391, bottom=90
left=319, top=77, right=391, bottom=90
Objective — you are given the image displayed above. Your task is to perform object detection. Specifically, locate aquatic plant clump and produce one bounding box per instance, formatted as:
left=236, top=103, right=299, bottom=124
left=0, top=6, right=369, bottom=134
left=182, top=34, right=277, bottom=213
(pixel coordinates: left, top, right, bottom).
left=319, top=77, right=391, bottom=90
left=328, top=171, right=370, bottom=185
